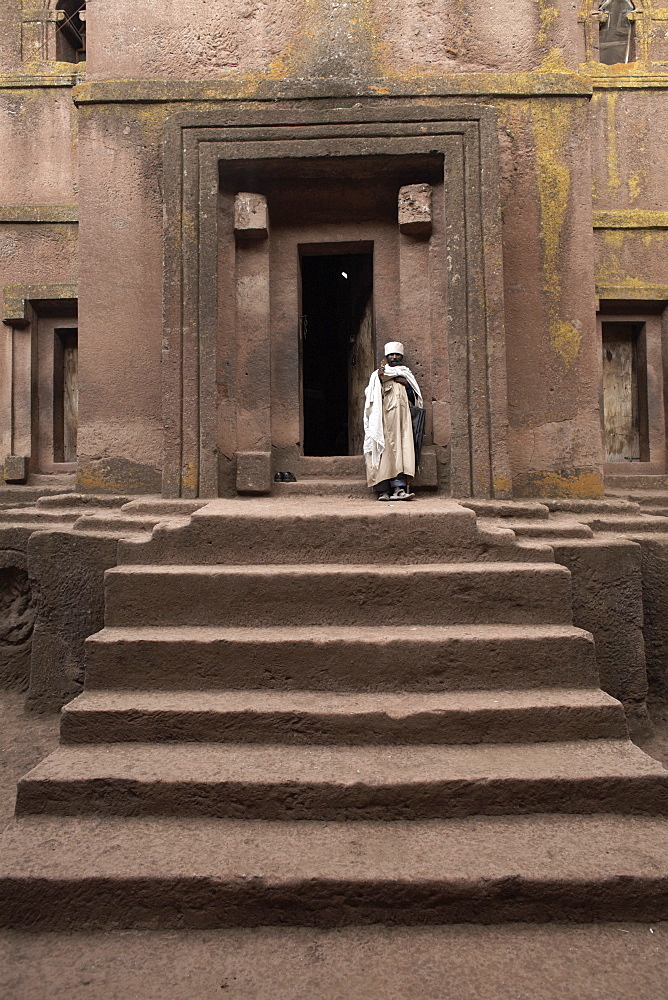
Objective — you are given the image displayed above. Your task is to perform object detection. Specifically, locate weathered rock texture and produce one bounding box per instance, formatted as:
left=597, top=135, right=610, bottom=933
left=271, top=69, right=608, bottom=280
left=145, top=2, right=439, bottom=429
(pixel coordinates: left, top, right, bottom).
left=0, top=553, right=34, bottom=690
left=0, top=495, right=204, bottom=709
left=2, top=497, right=668, bottom=929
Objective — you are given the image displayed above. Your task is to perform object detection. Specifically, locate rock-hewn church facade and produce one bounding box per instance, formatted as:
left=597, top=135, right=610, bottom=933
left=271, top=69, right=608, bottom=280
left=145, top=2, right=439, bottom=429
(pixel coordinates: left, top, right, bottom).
left=2, top=1, right=668, bottom=499
left=2, top=0, right=668, bottom=938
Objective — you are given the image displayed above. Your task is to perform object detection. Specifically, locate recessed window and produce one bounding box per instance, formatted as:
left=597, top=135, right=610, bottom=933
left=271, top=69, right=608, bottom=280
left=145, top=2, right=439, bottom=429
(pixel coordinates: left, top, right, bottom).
left=596, top=0, right=635, bottom=65
left=56, top=1, right=86, bottom=63
left=602, top=321, right=649, bottom=462
left=53, top=328, right=78, bottom=463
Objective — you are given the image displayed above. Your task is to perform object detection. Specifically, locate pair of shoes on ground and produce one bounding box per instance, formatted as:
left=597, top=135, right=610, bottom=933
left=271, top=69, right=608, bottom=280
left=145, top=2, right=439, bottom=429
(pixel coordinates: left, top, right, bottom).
left=274, top=471, right=297, bottom=482
left=378, top=488, right=415, bottom=501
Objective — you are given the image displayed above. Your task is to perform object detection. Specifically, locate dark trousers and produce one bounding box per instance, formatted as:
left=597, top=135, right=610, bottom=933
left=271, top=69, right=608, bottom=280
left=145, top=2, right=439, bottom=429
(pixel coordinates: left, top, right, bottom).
left=373, top=474, right=407, bottom=493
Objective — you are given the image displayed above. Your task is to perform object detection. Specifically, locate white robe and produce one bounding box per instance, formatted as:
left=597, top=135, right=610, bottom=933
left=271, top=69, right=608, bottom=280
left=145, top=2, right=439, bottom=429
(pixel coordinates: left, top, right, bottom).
left=363, top=365, right=423, bottom=487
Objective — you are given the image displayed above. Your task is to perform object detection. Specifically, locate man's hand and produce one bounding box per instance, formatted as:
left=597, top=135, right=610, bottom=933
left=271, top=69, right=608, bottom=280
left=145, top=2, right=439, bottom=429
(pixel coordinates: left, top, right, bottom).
left=394, top=376, right=409, bottom=387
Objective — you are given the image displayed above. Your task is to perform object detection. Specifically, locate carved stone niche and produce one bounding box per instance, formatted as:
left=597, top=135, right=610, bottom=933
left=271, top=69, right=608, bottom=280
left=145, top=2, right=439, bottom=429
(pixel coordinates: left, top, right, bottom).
left=162, top=102, right=512, bottom=500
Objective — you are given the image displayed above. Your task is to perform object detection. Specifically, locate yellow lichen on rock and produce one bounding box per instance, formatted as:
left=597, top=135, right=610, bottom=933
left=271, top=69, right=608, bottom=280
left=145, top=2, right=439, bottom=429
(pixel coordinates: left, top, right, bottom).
left=524, top=470, right=604, bottom=498
left=602, top=230, right=625, bottom=248
left=550, top=320, right=583, bottom=364
left=181, top=460, right=199, bottom=494
left=540, top=46, right=570, bottom=72
left=536, top=0, right=560, bottom=48
left=628, top=170, right=644, bottom=202
left=605, top=92, right=622, bottom=191
left=531, top=100, right=581, bottom=364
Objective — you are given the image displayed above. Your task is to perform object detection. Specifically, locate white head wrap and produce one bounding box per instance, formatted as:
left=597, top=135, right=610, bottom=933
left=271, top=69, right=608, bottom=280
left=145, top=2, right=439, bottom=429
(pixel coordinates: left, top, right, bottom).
left=384, top=341, right=404, bottom=356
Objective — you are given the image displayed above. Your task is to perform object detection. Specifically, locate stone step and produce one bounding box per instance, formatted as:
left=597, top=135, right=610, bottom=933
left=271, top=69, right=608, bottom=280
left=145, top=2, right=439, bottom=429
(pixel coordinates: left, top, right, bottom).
left=583, top=515, right=668, bottom=534
left=84, top=624, right=600, bottom=692
left=491, top=519, right=594, bottom=539
left=60, top=687, right=627, bottom=745
left=0, top=483, right=74, bottom=506
left=27, top=473, right=76, bottom=487
left=117, top=498, right=546, bottom=567
left=3, top=812, right=667, bottom=928
left=543, top=499, right=641, bottom=514
left=104, top=562, right=573, bottom=628
left=121, top=498, right=207, bottom=515
left=0, top=507, right=82, bottom=524
left=36, top=493, right=132, bottom=509
left=15, top=739, right=667, bottom=820
left=297, top=456, right=366, bottom=477
left=460, top=500, right=550, bottom=519
left=72, top=512, right=162, bottom=533
left=0, top=522, right=75, bottom=542
left=605, top=489, right=668, bottom=507
left=605, top=475, right=668, bottom=490
left=272, top=478, right=369, bottom=497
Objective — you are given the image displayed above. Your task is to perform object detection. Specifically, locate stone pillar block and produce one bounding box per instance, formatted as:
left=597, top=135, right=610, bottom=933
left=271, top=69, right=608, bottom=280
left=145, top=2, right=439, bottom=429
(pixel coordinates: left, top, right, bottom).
left=413, top=445, right=438, bottom=489
left=236, top=451, right=271, bottom=495
left=551, top=537, right=649, bottom=735
left=4, top=456, right=28, bottom=483
left=398, top=184, right=433, bottom=236
left=234, top=193, right=269, bottom=240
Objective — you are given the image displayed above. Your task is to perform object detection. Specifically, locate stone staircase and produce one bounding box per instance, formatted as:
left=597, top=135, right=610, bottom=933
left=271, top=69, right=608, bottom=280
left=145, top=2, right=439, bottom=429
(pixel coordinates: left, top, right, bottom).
left=271, top=450, right=438, bottom=497
left=271, top=455, right=368, bottom=497
left=1, top=497, right=668, bottom=929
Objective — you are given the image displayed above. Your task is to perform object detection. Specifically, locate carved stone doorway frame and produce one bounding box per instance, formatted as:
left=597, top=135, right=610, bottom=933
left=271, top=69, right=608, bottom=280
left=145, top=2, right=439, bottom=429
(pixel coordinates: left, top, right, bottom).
left=162, top=102, right=512, bottom=499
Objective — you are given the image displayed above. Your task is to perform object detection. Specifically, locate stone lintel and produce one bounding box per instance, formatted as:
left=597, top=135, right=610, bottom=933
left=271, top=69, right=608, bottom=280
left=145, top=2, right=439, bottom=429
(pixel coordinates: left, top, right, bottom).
left=73, top=72, right=592, bottom=106
left=596, top=283, right=668, bottom=302
left=398, top=183, right=432, bottom=236
left=3, top=283, right=78, bottom=327
left=234, top=193, right=268, bottom=240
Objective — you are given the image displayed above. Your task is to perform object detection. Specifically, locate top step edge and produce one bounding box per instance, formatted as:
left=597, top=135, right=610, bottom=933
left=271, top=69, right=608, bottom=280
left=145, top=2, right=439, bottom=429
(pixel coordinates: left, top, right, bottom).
left=104, top=561, right=570, bottom=576
left=85, top=623, right=596, bottom=642
left=63, top=686, right=622, bottom=710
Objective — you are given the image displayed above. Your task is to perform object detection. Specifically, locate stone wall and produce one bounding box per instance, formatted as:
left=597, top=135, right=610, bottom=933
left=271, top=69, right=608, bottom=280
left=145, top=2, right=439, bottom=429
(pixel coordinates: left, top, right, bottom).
left=75, top=100, right=163, bottom=493
left=0, top=1, right=667, bottom=496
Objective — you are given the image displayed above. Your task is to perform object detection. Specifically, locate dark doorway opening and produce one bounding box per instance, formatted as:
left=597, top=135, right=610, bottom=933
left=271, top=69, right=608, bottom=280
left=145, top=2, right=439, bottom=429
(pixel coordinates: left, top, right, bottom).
left=602, top=320, right=649, bottom=462
left=301, top=251, right=374, bottom=456
left=53, top=327, right=78, bottom=463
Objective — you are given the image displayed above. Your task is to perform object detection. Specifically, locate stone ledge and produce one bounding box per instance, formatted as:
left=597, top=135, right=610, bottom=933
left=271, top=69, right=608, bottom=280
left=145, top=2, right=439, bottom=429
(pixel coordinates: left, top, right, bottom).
left=579, top=62, right=668, bottom=89
left=0, top=72, right=80, bottom=88
left=0, top=205, right=78, bottom=224
left=72, top=73, right=592, bottom=106
left=595, top=283, right=668, bottom=302
left=593, top=210, right=668, bottom=230
left=2, top=283, right=77, bottom=327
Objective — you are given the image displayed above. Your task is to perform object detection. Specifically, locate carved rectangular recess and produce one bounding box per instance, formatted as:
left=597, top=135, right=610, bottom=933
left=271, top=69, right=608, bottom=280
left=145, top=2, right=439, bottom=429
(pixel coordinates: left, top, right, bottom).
left=162, top=104, right=511, bottom=499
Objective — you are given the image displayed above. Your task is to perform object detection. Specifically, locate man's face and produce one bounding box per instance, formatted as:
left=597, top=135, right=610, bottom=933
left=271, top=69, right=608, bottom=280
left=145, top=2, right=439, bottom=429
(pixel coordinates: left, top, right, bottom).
left=386, top=353, right=403, bottom=366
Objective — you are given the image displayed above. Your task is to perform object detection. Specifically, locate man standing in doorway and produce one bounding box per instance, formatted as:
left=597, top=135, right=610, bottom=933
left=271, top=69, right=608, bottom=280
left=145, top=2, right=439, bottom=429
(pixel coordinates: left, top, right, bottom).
left=363, top=341, right=423, bottom=501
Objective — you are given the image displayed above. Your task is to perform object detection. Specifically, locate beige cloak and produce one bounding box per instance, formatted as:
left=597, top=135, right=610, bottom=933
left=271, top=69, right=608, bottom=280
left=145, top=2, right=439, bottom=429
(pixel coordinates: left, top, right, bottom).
left=365, top=378, right=416, bottom=487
